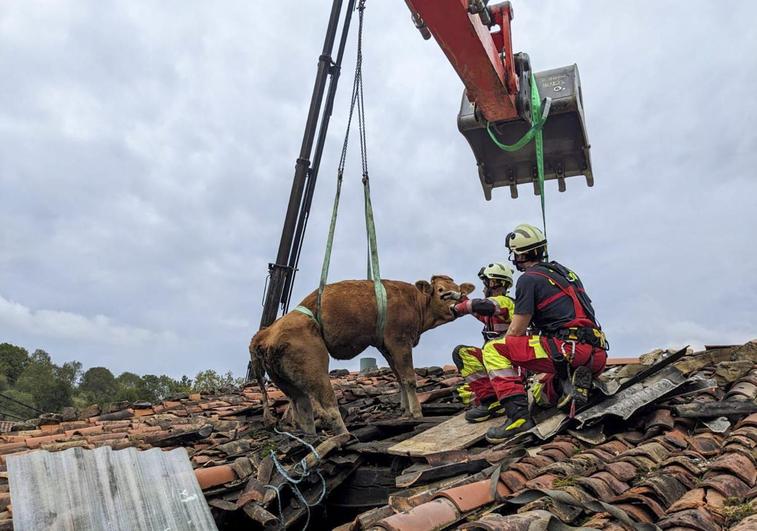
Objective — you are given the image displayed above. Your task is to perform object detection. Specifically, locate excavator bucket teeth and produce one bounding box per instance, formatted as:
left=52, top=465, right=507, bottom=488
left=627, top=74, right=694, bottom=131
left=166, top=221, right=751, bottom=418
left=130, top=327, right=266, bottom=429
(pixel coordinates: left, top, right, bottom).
left=457, top=64, right=593, bottom=200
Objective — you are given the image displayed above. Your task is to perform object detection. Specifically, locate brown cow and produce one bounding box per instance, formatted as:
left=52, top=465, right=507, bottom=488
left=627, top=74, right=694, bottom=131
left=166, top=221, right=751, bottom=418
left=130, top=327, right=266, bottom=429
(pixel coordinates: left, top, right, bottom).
left=249, top=275, right=474, bottom=434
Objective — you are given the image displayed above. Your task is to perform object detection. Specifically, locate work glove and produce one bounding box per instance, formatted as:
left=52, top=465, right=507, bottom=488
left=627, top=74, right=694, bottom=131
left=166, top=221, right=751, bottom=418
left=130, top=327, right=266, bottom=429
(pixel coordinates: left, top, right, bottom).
left=440, top=290, right=463, bottom=301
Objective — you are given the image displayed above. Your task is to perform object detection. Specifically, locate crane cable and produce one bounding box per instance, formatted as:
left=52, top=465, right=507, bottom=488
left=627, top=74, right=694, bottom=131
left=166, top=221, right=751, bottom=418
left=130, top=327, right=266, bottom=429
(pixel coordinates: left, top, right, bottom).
left=485, top=72, right=552, bottom=239
left=295, top=0, right=387, bottom=343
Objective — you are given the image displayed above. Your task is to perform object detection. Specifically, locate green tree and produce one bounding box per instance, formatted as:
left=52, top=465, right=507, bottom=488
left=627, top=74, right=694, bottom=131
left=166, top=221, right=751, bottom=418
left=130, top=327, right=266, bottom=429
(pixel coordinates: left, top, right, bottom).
left=15, top=349, right=74, bottom=412
left=192, top=370, right=242, bottom=393
left=114, top=372, right=145, bottom=403
left=79, top=367, right=118, bottom=404
left=140, top=374, right=188, bottom=402
left=0, top=343, right=30, bottom=385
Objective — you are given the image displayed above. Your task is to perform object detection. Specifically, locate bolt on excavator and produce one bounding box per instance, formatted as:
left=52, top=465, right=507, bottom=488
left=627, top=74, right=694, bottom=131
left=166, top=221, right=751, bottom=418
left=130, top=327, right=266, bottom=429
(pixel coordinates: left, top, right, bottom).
left=255, top=0, right=593, bottom=348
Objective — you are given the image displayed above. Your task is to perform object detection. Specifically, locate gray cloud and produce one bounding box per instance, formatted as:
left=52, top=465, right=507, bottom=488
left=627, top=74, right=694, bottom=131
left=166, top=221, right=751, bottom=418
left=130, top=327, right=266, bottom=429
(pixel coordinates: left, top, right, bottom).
left=1, top=1, right=755, bottom=377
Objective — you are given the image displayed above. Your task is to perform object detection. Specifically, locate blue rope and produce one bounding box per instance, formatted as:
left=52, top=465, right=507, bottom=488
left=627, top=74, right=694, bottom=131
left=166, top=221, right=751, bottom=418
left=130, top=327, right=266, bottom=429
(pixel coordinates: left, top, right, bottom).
left=264, top=428, right=328, bottom=530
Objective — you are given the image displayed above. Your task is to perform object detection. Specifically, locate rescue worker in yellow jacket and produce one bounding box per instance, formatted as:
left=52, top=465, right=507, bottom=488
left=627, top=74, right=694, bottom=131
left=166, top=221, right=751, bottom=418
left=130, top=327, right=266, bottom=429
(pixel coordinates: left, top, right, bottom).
left=445, top=263, right=516, bottom=423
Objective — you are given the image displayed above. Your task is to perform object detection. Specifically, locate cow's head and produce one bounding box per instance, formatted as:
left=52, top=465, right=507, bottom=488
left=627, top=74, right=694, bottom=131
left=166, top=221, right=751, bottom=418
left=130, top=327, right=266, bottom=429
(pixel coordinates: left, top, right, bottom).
left=415, top=275, right=475, bottom=327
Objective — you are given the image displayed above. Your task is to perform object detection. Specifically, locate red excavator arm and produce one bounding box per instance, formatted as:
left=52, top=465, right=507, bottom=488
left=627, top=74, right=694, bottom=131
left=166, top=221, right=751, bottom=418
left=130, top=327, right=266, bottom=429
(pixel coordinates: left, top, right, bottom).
left=405, top=0, right=593, bottom=199
left=405, top=0, right=520, bottom=122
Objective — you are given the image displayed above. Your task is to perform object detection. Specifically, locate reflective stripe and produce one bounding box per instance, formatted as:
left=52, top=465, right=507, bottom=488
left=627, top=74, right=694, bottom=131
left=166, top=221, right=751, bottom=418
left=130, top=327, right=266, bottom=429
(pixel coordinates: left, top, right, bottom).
left=532, top=381, right=552, bottom=407
left=528, top=336, right=549, bottom=359
left=489, top=367, right=519, bottom=378
left=464, top=370, right=488, bottom=383
left=457, top=384, right=475, bottom=405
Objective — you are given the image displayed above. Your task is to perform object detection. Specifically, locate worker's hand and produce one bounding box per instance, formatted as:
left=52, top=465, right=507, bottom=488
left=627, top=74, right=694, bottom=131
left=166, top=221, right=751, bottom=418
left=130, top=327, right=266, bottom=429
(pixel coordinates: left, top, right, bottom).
left=440, top=290, right=463, bottom=301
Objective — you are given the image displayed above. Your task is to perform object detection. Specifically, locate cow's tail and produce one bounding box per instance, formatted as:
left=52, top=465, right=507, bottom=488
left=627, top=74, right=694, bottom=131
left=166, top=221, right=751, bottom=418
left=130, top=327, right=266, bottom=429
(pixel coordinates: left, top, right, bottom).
left=249, top=330, right=276, bottom=427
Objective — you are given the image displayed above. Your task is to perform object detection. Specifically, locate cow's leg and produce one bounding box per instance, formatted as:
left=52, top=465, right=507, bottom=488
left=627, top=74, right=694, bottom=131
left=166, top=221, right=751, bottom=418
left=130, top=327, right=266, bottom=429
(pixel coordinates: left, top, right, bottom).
left=385, top=344, right=422, bottom=418
left=380, top=347, right=408, bottom=412
left=311, top=373, right=348, bottom=435
left=291, top=392, right=316, bottom=435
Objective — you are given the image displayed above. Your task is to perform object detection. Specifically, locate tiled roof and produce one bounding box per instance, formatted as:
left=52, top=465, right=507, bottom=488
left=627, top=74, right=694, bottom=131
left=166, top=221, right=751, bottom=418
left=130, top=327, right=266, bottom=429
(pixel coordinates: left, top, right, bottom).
left=354, top=342, right=757, bottom=531
left=1, top=344, right=755, bottom=531
left=0, top=364, right=465, bottom=529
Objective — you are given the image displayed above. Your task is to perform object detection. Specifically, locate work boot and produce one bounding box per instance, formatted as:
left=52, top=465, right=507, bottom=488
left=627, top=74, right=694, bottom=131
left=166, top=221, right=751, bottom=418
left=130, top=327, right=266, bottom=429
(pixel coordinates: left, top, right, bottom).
left=485, top=395, right=535, bottom=444
left=465, top=396, right=506, bottom=423
left=557, top=365, right=593, bottom=411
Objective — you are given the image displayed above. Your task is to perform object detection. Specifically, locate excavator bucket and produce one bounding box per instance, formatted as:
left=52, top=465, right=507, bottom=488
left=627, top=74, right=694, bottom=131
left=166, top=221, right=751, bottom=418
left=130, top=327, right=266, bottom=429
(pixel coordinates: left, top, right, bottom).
left=457, top=64, right=593, bottom=199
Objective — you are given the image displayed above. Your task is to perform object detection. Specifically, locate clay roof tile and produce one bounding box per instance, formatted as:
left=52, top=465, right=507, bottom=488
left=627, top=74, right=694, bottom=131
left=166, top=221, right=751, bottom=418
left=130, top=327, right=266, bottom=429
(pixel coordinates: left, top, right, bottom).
left=615, top=502, right=655, bottom=524
left=499, top=469, right=528, bottom=492
left=375, top=498, right=460, bottom=531
left=602, top=461, right=638, bottom=483
left=524, top=473, right=558, bottom=490
left=645, top=409, right=675, bottom=432
left=689, top=434, right=724, bottom=457
left=638, top=475, right=688, bottom=507
left=611, top=489, right=667, bottom=519
left=706, top=452, right=757, bottom=486
left=574, top=476, right=616, bottom=500
left=667, top=488, right=706, bottom=512
left=590, top=471, right=630, bottom=496
left=539, top=441, right=579, bottom=459
left=195, top=465, right=237, bottom=490
left=620, top=441, right=671, bottom=464
left=731, top=514, right=757, bottom=531
left=434, top=479, right=508, bottom=513
left=658, top=507, right=722, bottom=531
left=699, top=473, right=751, bottom=498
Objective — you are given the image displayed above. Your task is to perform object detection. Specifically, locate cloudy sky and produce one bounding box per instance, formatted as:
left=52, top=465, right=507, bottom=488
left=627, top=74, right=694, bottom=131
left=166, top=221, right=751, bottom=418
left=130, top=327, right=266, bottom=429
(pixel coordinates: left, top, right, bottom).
left=1, top=1, right=755, bottom=378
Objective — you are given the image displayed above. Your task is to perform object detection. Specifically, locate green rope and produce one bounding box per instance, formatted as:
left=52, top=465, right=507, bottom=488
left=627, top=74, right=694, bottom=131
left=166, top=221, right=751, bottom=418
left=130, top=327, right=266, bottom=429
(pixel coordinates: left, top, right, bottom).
left=485, top=72, right=550, bottom=239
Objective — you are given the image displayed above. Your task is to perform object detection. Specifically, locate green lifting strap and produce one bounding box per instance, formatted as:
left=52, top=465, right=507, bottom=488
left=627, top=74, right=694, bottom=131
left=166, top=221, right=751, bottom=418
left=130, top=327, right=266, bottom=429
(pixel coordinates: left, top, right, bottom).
left=305, top=0, right=386, bottom=343
left=363, top=175, right=387, bottom=341
left=293, top=304, right=318, bottom=325
left=485, top=72, right=551, bottom=240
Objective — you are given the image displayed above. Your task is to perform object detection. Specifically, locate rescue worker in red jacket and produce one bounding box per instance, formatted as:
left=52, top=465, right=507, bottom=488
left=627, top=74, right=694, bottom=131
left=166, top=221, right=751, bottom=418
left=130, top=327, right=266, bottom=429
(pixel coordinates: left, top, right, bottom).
left=484, top=223, right=609, bottom=444
left=447, top=263, right=515, bottom=423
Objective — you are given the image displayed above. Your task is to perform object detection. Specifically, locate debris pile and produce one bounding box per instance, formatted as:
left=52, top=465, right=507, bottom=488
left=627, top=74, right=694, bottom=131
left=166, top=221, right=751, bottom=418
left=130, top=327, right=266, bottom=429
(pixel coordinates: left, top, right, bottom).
left=1, top=342, right=756, bottom=530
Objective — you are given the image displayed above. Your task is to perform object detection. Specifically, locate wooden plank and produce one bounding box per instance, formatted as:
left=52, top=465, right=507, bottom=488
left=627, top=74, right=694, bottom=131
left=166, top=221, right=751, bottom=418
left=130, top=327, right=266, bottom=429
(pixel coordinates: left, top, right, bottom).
left=386, top=412, right=505, bottom=457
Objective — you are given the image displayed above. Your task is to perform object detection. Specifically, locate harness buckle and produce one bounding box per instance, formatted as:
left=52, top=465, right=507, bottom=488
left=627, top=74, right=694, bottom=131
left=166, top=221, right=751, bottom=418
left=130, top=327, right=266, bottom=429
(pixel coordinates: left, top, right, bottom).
left=561, top=340, right=577, bottom=362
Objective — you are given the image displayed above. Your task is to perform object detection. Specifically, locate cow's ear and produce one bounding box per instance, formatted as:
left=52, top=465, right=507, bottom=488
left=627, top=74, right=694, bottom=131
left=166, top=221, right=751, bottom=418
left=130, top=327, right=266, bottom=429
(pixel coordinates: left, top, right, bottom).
left=415, top=280, right=432, bottom=295
left=460, top=283, right=475, bottom=296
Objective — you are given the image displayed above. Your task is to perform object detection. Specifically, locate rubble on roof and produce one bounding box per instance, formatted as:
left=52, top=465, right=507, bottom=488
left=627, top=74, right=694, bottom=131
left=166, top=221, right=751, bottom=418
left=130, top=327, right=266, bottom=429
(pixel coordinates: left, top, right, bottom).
left=1, top=341, right=755, bottom=530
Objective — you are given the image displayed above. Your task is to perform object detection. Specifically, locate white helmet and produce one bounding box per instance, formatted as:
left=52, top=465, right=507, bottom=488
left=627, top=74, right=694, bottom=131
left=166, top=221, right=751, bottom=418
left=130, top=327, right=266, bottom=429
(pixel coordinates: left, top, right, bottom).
left=478, top=262, right=514, bottom=289
left=505, top=223, right=547, bottom=256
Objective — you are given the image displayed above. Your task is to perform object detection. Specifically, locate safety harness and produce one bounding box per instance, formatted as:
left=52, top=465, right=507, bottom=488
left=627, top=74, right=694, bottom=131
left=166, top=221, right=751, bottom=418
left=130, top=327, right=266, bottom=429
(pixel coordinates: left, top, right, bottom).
left=524, top=262, right=608, bottom=351
left=525, top=262, right=608, bottom=414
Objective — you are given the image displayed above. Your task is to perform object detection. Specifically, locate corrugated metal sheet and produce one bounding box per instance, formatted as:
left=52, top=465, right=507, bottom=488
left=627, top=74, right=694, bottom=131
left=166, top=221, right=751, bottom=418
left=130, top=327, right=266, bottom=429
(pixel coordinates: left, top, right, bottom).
left=7, top=446, right=218, bottom=531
